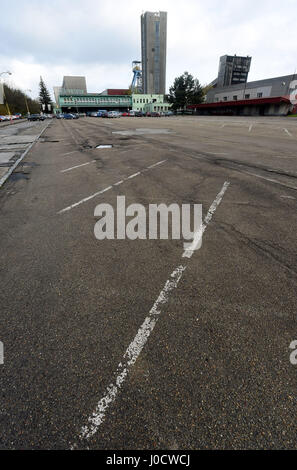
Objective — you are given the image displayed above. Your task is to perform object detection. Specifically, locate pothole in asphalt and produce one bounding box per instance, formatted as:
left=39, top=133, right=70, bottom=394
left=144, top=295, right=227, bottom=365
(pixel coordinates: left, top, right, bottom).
left=96, top=145, right=113, bottom=149
left=10, top=172, right=30, bottom=181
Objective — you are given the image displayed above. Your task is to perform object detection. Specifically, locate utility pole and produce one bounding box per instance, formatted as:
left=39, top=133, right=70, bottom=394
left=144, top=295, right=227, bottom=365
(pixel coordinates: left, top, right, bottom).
left=24, top=89, right=32, bottom=115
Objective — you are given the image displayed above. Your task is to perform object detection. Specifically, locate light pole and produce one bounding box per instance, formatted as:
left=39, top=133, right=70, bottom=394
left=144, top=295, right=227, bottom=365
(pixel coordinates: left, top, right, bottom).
left=24, top=89, right=32, bottom=115
left=0, top=71, right=12, bottom=119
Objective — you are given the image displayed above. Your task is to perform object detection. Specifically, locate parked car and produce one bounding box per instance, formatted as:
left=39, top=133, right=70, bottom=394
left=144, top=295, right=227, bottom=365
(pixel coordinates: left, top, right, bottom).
left=151, top=112, right=161, bottom=117
left=27, top=114, right=45, bottom=121
left=121, top=112, right=129, bottom=117
left=128, top=111, right=136, bottom=117
left=63, top=113, right=74, bottom=119
left=96, top=110, right=108, bottom=117
left=135, top=111, right=145, bottom=117
left=106, top=111, right=119, bottom=118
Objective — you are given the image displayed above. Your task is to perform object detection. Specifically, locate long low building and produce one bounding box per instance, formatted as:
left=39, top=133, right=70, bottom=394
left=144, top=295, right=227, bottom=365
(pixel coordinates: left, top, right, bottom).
left=54, top=77, right=133, bottom=113
left=189, top=74, right=296, bottom=116
left=58, top=93, right=132, bottom=113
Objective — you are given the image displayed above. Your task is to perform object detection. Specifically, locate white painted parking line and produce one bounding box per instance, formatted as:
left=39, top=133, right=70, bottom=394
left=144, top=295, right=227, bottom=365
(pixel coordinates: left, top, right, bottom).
left=248, top=124, right=253, bottom=133
left=280, top=195, right=296, bottom=200
left=283, top=128, right=293, bottom=137
left=61, top=150, right=80, bottom=156
left=183, top=181, right=230, bottom=258
left=242, top=170, right=297, bottom=191
left=147, top=159, right=167, bottom=169
left=58, top=160, right=167, bottom=214
left=207, top=152, right=228, bottom=155
left=75, top=181, right=230, bottom=443
left=60, top=160, right=96, bottom=173
left=127, top=171, right=141, bottom=179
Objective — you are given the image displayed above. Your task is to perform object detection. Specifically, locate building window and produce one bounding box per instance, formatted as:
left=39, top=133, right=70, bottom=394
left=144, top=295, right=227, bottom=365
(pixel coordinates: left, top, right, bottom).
left=233, top=95, right=238, bottom=101
left=245, top=94, right=250, bottom=99
left=224, top=97, right=227, bottom=101
left=257, top=92, right=263, bottom=98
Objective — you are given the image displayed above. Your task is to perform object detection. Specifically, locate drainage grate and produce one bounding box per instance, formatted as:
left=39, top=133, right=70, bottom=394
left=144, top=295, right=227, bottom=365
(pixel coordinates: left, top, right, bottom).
left=96, top=144, right=113, bottom=149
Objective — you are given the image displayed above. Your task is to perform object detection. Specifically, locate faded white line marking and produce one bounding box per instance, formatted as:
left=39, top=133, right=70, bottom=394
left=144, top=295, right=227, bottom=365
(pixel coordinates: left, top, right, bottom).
left=75, top=182, right=230, bottom=443
left=207, top=152, right=228, bottom=155
left=183, top=182, right=230, bottom=258
left=283, top=128, right=293, bottom=137
left=61, top=150, right=80, bottom=156
left=79, top=265, right=186, bottom=440
left=61, top=160, right=96, bottom=173
left=126, top=171, right=141, bottom=179
left=147, top=159, right=167, bottom=169
left=58, top=186, right=113, bottom=214
left=280, top=195, right=296, bottom=200
left=242, top=170, right=297, bottom=191
left=58, top=160, right=167, bottom=214
left=248, top=124, right=253, bottom=133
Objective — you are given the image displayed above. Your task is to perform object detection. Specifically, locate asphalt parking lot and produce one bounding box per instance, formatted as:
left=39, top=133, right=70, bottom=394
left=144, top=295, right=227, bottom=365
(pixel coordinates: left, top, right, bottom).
left=0, top=115, right=296, bottom=449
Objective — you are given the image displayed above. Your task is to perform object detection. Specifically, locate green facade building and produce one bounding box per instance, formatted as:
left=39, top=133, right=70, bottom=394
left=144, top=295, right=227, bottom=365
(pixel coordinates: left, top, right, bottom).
left=58, top=93, right=132, bottom=113
left=132, top=94, right=171, bottom=113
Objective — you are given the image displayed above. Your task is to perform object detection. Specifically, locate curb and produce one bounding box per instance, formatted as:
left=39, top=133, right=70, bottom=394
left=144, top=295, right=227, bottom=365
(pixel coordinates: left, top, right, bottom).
left=0, top=120, right=51, bottom=187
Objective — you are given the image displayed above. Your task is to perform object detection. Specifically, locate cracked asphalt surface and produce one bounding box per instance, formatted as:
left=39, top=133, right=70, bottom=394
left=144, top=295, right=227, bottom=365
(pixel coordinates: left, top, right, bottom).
left=0, top=115, right=296, bottom=449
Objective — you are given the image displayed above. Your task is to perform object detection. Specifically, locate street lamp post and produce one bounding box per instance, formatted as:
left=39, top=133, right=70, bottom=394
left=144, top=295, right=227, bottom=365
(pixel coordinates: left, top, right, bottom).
left=24, top=89, right=32, bottom=115
left=0, top=71, right=12, bottom=120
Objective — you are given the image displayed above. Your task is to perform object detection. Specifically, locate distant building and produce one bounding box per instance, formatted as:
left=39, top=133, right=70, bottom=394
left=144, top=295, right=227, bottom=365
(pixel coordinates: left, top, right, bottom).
left=101, top=89, right=130, bottom=96
left=53, top=86, right=62, bottom=106
left=217, top=55, right=252, bottom=88
left=132, top=93, right=171, bottom=113
left=141, top=11, right=167, bottom=94
left=53, top=77, right=133, bottom=113
left=61, top=76, right=87, bottom=94
left=189, top=74, right=295, bottom=116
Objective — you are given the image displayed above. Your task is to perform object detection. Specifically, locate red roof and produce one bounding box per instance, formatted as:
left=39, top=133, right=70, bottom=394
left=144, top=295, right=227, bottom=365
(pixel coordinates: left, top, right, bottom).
left=188, top=96, right=291, bottom=109
left=106, top=89, right=130, bottom=96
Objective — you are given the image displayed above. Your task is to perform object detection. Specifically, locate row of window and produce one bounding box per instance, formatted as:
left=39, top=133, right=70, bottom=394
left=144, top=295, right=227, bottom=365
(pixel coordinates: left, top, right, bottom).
left=134, top=106, right=169, bottom=111
left=133, top=98, right=151, bottom=103
left=216, top=92, right=264, bottom=102
left=62, top=97, right=131, bottom=103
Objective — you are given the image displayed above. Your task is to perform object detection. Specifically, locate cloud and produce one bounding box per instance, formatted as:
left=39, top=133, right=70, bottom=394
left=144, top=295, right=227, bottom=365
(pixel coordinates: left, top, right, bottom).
left=1, top=0, right=297, bottom=98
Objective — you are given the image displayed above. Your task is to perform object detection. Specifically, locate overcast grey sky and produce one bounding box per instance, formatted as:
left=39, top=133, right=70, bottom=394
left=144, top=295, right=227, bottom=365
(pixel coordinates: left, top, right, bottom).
left=1, top=0, right=296, bottom=99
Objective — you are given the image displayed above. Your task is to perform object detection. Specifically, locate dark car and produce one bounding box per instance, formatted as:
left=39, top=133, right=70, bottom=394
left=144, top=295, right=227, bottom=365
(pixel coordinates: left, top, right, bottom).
left=27, top=114, right=45, bottom=121
left=135, top=111, right=145, bottom=117
left=63, top=113, right=74, bottom=119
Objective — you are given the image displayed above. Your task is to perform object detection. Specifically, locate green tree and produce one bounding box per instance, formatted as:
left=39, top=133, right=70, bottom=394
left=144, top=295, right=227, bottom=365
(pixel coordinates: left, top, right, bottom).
left=168, top=72, right=204, bottom=111
left=39, top=76, right=52, bottom=113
